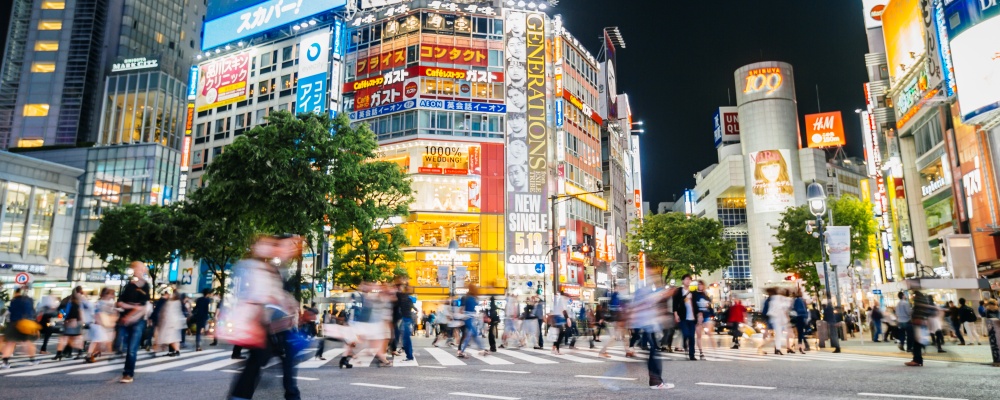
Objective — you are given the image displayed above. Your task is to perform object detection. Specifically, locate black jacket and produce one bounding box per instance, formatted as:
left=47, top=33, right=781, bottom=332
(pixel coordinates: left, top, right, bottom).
left=672, top=288, right=702, bottom=321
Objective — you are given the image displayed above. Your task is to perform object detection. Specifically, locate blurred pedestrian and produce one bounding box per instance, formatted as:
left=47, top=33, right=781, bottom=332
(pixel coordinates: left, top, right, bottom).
left=500, top=292, right=521, bottom=349
left=896, top=292, right=912, bottom=352
left=959, top=298, right=981, bottom=345
left=1, top=287, right=40, bottom=369
left=727, top=299, right=747, bottom=349
left=695, top=280, right=716, bottom=359
left=487, top=296, right=500, bottom=352
left=394, top=277, right=416, bottom=363
left=53, top=286, right=85, bottom=361
left=457, top=284, right=488, bottom=358
left=633, top=266, right=674, bottom=389
left=117, top=262, right=152, bottom=383
left=155, top=289, right=184, bottom=357
left=229, top=235, right=303, bottom=399
left=36, top=290, right=59, bottom=354
left=192, top=288, right=213, bottom=351
left=86, top=287, right=118, bottom=363
left=672, top=274, right=698, bottom=360
left=791, top=289, right=810, bottom=353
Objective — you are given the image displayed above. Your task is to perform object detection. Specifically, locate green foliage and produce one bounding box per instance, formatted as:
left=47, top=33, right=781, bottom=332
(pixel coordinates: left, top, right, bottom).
left=327, top=115, right=414, bottom=289
left=88, top=203, right=189, bottom=288
left=772, top=195, right=877, bottom=293
left=180, top=187, right=258, bottom=298
left=626, top=212, right=735, bottom=281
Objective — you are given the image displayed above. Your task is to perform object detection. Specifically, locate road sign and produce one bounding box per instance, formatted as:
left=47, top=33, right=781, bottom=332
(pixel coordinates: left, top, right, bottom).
left=13, top=272, right=31, bottom=285
left=526, top=281, right=533, bottom=287
left=873, top=289, right=882, bottom=295
left=534, top=263, right=545, bottom=274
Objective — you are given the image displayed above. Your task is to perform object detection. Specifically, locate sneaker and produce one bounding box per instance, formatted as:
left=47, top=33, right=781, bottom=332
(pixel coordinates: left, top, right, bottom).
left=29, top=359, right=40, bottom=366
left=400, top=358, right=415, bottom=362
left=0, top=362, right=10, bottom=370
left=120, top=376, right=134, bottom=383
left=650, top=383, right=675, bottom=390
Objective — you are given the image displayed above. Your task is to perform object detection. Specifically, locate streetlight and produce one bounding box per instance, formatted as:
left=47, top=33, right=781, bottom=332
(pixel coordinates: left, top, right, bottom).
left=448, top=239, right=459, bottom=301
left=808, top=180, right=841, bottom=353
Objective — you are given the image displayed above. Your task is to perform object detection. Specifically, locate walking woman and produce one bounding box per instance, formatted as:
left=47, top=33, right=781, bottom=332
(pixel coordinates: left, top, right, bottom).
left=694, top=280, right=716, bottom=360
left=86, top=288, right=118, bottom=363
left=154, top=289, right=184, bottom=357
left=0, top=287, right=40, bottom=369
left=760, top=287, right=791, bottom=355
left=457, top=284, right=488, bottom=358
left=791, top=289, right=810, bottom=353
left=53, top=288, right=85, bottom=361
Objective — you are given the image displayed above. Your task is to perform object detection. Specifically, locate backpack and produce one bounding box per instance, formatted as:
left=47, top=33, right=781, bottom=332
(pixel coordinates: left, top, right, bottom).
left=962, top=306, right=978, bottom=323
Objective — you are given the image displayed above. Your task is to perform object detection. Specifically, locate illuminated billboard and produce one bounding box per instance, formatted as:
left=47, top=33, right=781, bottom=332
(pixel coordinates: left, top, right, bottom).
left=734, top=63, right=794, bottom=104
left=202, top=0, right=347, bottom=50
left=881, top=0, right=925, bottom=85
left=862, top=0, right=888, bottom=29
left=749, top=149, right=795, bottom=213
left=945, top=0, right=1000, bottom=123
left=195, top=51, right=251, bottom=112
left=804, top=111, right=846, bottom=148
left=713, top=106, right=739, bottom=147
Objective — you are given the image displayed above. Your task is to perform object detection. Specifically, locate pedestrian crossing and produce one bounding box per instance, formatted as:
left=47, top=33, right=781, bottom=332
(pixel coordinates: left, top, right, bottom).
left=0, top=341, right=947, bottom=377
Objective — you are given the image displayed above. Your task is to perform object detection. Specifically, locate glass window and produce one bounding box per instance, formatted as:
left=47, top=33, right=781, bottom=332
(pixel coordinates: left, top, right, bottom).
left=23, top=104, right=50, bottom=116
left=26, top=189, right=56, bottom=256
left=281, top=74, right=293, bottom=90
left=260, top=52, right=272, bottom=68
left=38, top=20, right=62, bottom=30
left=41, top=1, right=65, bottom=9
left=31, top=62, right=56, bottom=73
left=1, top=182, right=32, bottom=254
left=282, top=46, right=293, bottom=61
left=34, top=41, right=59, bottom=51
left=17, top=139, right=44, bottom=147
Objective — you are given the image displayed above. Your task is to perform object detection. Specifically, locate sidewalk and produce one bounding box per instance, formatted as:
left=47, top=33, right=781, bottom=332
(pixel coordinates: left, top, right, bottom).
left=831, top=336, right=997, bottom=365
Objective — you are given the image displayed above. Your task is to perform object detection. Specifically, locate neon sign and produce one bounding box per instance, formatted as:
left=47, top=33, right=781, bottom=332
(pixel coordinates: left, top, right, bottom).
left=743, top=68, right=784, bottom=95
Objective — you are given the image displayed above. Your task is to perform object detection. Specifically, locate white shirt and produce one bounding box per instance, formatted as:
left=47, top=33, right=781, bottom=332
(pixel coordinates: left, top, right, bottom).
left=683, top=290, right=694, bottom=321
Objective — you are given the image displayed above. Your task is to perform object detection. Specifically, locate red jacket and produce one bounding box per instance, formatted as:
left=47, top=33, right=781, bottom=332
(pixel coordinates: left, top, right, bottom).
left=727, top=302, right=746, bottom=323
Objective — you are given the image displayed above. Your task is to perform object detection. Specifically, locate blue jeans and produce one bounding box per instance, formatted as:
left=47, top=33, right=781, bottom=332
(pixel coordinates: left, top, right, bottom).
left=897, top=322, right=910, bottom=350
left=122, top=320, right=146, bottom=377
left=871, top=319, right=882, bottom=341
left=461, top=321, right=484, bottom=352
left=400, top=317, right=414, bottom=359
left=679, top=320, right=697, bottom=360
left=642, top=330, right=662, bottom=386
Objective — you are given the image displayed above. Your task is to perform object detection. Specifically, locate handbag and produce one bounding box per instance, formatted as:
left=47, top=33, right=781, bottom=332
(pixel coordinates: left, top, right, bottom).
left=216, top=302, right=267, bottom=349
left=546, top=329, right=560, bottom=343
left=16, top=319, right=42, bottom=335
left=285, top=329, right=311, bottom=355
left=323, top=323, right=358, bottom=344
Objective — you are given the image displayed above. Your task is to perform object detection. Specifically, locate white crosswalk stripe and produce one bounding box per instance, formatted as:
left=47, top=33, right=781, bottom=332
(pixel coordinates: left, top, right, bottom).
left=0, top=343, right=963, bottom=376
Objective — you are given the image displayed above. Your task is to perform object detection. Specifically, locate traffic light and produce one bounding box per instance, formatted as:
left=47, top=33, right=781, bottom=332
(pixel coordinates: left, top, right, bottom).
left=572, top=243, right=592, bottom=254
left=784, top=274, right=798, bottom=281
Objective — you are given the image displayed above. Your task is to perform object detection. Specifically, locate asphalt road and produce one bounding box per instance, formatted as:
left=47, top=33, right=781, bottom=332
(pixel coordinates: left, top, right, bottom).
left=3, top=343, right=997, bottom=400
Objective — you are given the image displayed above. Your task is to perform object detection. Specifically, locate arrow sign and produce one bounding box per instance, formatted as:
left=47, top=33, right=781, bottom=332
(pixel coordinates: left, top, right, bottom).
left=14, top=272, right=31, bottom=285
left=534, top=263, right=545, bottom=274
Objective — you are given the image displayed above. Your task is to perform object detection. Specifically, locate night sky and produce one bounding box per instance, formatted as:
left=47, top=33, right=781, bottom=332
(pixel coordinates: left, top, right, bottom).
left=560, top=0, right=871, bottom=206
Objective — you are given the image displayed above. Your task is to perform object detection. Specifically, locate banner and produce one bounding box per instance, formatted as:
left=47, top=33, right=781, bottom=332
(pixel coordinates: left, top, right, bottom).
left=196, top=51, right=251, bottom=112
left=297, top=30, right=331, bottom=115
left=749, top=149, right=794, bottom=213
left=827, top=226, right=852, bottom=267
left=505, top=10, right=548, bottom=276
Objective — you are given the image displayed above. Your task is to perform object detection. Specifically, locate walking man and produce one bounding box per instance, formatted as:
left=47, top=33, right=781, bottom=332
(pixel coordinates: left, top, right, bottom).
left=117, top=262, right=152, bottom=383
left=673, top=274, right=698, bottom=361
left=895, top=292, right=912, bottom=352
left=958, top=298, right=982, bottom=345
left=632, top=266, right=675, bottom=389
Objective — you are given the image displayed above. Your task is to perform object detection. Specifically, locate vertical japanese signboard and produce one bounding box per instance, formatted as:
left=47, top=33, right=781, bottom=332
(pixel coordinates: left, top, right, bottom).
left=196, top=51, right=251, bottom=112
left=505, top=11, right=548, bottom=276
left=297, top=29, right=330, bottom=115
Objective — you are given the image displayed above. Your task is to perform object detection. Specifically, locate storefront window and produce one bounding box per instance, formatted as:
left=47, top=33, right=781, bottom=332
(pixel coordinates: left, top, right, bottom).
left=410, top=251, right=480, bottom=287
left=27, top=189, right=56, bottom=256
left=925, top=197, right=954, bottom=236
left=406, top=220, right=480, bottom=249
left=919, top=156, right=950, bottom=197
left=1, top=182, right=32, bottom=254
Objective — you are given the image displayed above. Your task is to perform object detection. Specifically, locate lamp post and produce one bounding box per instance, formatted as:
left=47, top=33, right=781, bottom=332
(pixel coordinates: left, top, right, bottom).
left=448, top=239, right=459, bottom=301
left=808, top=181, right=841, bottom=353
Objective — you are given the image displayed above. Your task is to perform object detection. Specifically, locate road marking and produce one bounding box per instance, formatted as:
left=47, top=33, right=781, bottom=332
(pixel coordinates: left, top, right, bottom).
left=466, top=351, right=514, bottom=365
left=351, top=383, right=404, bottom=389
left=298, top=349, right=345, bottom=369
left=858, top=393, right=968, bottom=400
left=575, top=375, right=637, bottom=381
left=425, top=347, right=468, bottom=366
left=350, top=353, right=376, bottom=368
left=185, top=357, right=245, bottom=371
left=494, top=349, right=557, bottom=364
left=393, top=357, right=420, bottom=367
left=481, top=369, right=530, bottom=374
left=277, top=375, right=319, bottom=381
left=696, top=382, right=776, bottom=390
left=571, top=348, right=641, bottom=362
left=133, top=351, right=229, bottom=372
left=522, top=348, right=603, bottom=363
left=421, top=365, right=447, bottom=369
left=221, top=370, right=241, bottom=373
left=449, top=392, right=520, bottom=400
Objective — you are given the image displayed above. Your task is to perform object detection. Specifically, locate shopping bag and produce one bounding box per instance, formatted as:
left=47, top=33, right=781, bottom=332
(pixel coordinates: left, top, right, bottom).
left=546, top=330, right=560, bottom=343
left=16, top=319, right=42, bottom=335
left=216, top=303, right=267, bottom=349
left=323, top=323, right=358, bottom=343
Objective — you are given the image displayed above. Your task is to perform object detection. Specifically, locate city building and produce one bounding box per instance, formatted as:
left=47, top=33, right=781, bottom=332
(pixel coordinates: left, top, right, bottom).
left=0, top=151, right=81, bottom=297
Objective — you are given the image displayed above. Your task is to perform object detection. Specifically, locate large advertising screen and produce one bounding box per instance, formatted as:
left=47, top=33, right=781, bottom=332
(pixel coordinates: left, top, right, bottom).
left=749, top=149, right=795, bottom=213
left=804, top=111, right=846, bottom=148
left=195, top=51, right=251, bottom=112
left=202, top=0, right=347, bottom=50
left=946, top=1, right=1000, bottom=122
left=505, top=11, right=548, bottom=276
left=882, top=0, right=926, bottom=85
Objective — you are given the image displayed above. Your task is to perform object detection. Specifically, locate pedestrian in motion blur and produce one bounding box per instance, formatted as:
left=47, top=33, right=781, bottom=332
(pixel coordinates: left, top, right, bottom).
left=117, top=262, right=152, bottom=383
left=1, top=286, right=40, bottom=369
left=192, top=288, right=214, bottom=351
left=229, top=235, right=303, bottom=400
left=727, top=299, right=747, bottom=349
left=85, top=287, right=118, bottom=363
left=633, top=266, right=675, bottom=389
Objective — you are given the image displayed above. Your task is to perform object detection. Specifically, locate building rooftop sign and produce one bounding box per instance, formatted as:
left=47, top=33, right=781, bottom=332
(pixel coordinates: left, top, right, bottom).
left=111, top=57, right=159, bottom=73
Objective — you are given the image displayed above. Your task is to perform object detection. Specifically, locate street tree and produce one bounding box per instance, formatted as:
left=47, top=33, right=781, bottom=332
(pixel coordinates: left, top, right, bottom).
left=180, top=187, right=258, bottom=301
left=327, top=115, right=413, bottom=289
left=88, top=203, right=189, bottom=289
left=626, top=212, right=735, bottom=282
left=772, top=194, right=877, bottom=294
left=200, top=110, right=339, bottom=299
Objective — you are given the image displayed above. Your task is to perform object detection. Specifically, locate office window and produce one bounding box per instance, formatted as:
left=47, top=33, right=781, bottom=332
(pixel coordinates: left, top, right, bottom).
left=38, top=20, right=62, bottom=30
left=1, top=183, right=32, bottom=254
left=23, top=104, right=50, bottom=116
left=31, top=62, right=56, bottom=73
left=41, top=1, right=65, bottom=9
left=27, top=189, right=56, bottom=256
left=17, top=139, right=45, bottom=147
left=34, top=41, right=59, bottom=51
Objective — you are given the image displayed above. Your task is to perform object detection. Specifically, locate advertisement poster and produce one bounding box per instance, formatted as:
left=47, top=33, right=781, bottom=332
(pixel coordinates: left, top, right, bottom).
left=505, top=10, right=548, bottom=276
left=948, top=7, right=1000, bottom=122
left=196, top=51, right=251, bottom=112
left=419, top=145, right=470, bottom=174
left=749, top=149, right=794, bottom=213
left=297, top=30, right=330, bottom=115
left=468, top=181, right=481, bottom=213
left=827, top=226, right=852, bottom=267
left=881, top=0, right=926, bottom=85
